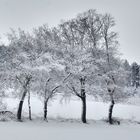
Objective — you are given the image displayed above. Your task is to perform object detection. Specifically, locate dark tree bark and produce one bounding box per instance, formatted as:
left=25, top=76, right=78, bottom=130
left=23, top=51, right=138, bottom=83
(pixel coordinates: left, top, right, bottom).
left=44, top=99, right=48, bottom=121
left=70, top=77, right=87, bottom=123
left=108, top=99, right=115, bottom=124
left=80, top=77, right=87, bottom=123
left=17, top=89, right=27, bottom=121
left=17, top=100, right=24, bottom=121
left=17, top=76, right=32, bottom=121
left=81, top=95, right=86, bottom=123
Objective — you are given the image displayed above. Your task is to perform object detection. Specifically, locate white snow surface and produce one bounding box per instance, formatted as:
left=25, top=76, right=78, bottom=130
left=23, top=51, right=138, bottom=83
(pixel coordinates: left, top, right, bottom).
left=1, top=96, right=140, bottom=140
left=0, top=120, right=140, bottom=140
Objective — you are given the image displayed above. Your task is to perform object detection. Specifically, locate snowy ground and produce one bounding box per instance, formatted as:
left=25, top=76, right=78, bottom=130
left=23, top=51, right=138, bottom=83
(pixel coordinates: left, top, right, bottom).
left=0, top=120, right=140, bottom=140
left=1, top=96, right=140, bottom=140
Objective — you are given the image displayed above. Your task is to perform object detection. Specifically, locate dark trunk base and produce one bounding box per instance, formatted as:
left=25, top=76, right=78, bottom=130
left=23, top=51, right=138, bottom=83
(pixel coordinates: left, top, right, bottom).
left=29, top=106, right=32, bottom=120
left=81, top=97, right=87, bottom=123
left=44, top=101, right=48, bottom=121
left=108, top=100, right=115, bottom=124
left=17, top=100, right=24, bottom=121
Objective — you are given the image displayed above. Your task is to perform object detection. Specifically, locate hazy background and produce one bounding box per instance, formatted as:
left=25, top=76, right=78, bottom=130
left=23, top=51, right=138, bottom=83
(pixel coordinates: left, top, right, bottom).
left=0, top=0, right=140, bottom=63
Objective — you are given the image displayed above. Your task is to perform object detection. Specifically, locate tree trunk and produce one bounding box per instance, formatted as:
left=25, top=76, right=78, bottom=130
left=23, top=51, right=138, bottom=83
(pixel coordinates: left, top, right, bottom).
left=80, top=77, right=87, bottom=123
left=28, top=91, right=32, bottom=120
left=44, top=100, right=48, bottom=121
left=108, top=99, right=115, bottom=124
left=17, top=90, right=27, bottom=121
left=17, top=89, right=27, bottom=121
left=81, top=96, right=87, bottom=123
left=17, top=76, right=31, bottom=121
left=17, top=100, right=24, bottom=121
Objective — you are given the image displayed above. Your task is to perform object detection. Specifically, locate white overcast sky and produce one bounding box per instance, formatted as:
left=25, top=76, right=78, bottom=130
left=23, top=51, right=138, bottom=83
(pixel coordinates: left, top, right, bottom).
left=0, top=0, right=140, bottom=64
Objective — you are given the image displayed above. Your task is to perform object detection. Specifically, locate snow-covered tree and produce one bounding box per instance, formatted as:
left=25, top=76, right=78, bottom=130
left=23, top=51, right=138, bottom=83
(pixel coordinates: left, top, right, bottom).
left=123, top=60, right=131, bottom=86
left=0, top=45, right=9, bottom=111
left=30, top=53, right=66, bottom=121
left=1, top=9, right=135, bottom=124
left=58, top=14, right=101, bottom=123
left=7, top=29, right=36, bottom=121
left=97, top=13, right=130, bottom=124
left=131, top=62, right=140, bottom=88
